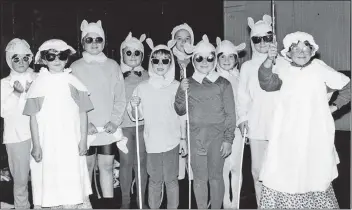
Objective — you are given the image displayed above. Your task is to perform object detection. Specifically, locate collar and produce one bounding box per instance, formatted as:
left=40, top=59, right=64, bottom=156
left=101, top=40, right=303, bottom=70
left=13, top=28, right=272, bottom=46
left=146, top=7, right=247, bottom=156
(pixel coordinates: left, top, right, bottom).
left=192, top=70, right=220, bottom=84
left=82, top=51, right=108, bottom=63
left=173, top=46, right=192, bottom=61
left=290, top=59, right=313, bottom=68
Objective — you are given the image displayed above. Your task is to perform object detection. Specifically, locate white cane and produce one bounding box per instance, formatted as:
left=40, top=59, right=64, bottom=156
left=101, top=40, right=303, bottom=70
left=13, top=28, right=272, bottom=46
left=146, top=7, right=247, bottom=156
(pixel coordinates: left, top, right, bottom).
left=236, top=128, right=247, bottom=209
left=183, top=70, right=192, bottom=209
left=135, top=107, right=143, bottom=209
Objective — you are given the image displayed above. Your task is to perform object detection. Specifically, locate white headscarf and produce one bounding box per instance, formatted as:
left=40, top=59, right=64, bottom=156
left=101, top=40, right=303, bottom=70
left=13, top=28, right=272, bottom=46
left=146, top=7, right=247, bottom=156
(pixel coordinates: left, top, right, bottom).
left=281, top=31, right=319, bottom=62
left=247, top=14, right=272, bottom=60
left=145, top=38, right=175, bottom=89
left=80, top=20, right=107, bottom=63
left=215, top=37, right=246, bottom=78
left=184, top=35, right=219, bottom=83
left=120, top=32, right=146, bottom=73
left=5, top=38, right=33, bottom=72
left=34, top=39, right=76, bottom=64
left=170, top=23, right=194, bottom=61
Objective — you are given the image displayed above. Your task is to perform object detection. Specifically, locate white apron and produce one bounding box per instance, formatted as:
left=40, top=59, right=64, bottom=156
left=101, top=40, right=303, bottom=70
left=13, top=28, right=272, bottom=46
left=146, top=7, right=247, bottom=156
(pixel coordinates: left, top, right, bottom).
left=27, top=68, right=92, bottom=207
left=259, top=59, right=349, bottom=194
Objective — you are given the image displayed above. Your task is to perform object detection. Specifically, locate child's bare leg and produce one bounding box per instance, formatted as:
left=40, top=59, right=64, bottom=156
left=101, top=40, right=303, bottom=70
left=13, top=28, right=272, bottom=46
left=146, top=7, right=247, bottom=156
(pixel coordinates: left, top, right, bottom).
left=97, top=154, right=115, bottom=197
left=222, top=160, right=231, bottom=208
left=191, top=153, right=208, bottom=209
left=86, top=152, right=97, bottom=183
left=208, top=139, right=225, bottom=209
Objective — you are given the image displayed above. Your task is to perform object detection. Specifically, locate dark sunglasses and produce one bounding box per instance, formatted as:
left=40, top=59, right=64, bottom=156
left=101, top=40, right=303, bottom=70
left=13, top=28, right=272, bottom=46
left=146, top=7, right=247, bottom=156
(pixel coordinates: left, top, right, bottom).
left=12, top=55, right=30, bottom=63
left=84, top=37, right=104, bottom=44
left=251, top=35, right=273, bottom=44
left=45, top=52, right=69, bottom=62
left=125, top=50, right=142, bottom=57
left=151, top=58, right=170, bottom=65
left=194, top=54, right=215, bottom=63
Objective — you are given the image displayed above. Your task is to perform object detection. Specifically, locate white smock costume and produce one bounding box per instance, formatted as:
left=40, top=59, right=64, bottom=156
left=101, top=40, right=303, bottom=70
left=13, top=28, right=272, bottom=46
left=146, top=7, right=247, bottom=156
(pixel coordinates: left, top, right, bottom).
left=236, top=14, right=279, bottom=205
left=23, top=39, right=93, bottom=208
left=259, top=32, right=350, bottom=209
left=215, top=37, right=246, bottom=209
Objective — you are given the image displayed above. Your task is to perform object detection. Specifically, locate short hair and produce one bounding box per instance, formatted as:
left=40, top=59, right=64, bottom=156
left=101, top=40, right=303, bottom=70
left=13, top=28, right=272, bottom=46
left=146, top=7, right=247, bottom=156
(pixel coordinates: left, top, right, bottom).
left=151, top=49, right=172, bottom=59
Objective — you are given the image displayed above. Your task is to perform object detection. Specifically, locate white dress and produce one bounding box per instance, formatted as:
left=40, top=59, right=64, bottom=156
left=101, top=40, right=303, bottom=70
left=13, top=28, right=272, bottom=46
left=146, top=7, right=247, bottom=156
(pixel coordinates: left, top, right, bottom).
left=259, top=58, right=350, bottom=209
left=24, top=68, right=92, bottom=208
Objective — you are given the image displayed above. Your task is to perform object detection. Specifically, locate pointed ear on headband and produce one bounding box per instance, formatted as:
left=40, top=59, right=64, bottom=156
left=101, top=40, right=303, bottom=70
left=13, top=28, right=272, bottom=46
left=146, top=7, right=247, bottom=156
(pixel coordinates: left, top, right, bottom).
left=263, top=14, right=272, bottom=25
left=216, top=37, right=222, bottom=47
left=146, top=38, right=154, bottom=50
left=202, top=34, right=209, bottom=43
left=80, top=20, right=89, bottom=31
left=96, top=20, right=102, bottom=27
left=235, top=43, right=246, bottom=52
left=139, top=34, right=146, bottom=42
left=125, top=32, right=132, bottom=41
left=247, top=17, right=255, bottom=29
left=167, top=39, right=176, bottom=49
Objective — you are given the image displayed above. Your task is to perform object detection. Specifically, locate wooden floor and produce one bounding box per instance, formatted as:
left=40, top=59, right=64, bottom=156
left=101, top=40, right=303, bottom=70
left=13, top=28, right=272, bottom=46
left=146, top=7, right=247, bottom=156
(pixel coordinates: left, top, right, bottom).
left=0, top=131, right=350, bottom=209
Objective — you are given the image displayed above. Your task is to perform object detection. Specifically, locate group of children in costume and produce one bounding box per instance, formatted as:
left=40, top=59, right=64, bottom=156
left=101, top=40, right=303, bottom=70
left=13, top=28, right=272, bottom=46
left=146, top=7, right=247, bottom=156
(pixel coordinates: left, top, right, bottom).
left=1, top=14, right=351, bottom=209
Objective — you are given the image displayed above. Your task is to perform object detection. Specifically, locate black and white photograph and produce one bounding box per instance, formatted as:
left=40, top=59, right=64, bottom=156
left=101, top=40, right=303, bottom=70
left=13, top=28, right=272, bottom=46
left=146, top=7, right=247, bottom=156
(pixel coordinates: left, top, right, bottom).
left=0, top=0, right=351, bottom=209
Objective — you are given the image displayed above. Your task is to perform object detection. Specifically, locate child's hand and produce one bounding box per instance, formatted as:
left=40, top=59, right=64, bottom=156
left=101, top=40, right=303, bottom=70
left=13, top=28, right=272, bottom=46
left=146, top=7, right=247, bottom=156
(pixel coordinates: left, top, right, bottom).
left=31, top=146, right=42, bottom=162
left=239, top=121, right=249, bottom=137
left=104, top=121, right=118, bottom=134
left=78, top=140, right=88, bottom=156
left=329, top=105, right=338, bottom=113
left=267, top=43, right=278, bottom=61
left=88, top=123, right=98, bottom=135
left=180, top=78, right=189, bottom=92
left=220, top=142, right=232, bottom=158
left=25, top=81, right=32, bottom=93
left=13, top=81, right=24, bottom=94
left=179, top=139, right=188, bottom=157
left=130, top=96, right=141, bottom=108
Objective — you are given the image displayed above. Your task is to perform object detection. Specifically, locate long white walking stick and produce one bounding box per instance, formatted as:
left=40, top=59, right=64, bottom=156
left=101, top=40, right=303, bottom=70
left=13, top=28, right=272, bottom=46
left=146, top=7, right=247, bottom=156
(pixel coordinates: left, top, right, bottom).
left=183, top=70, right=192, bottom=209
left=236, top=128, right=247, bottom=209
left=135, top=107, right=143, bottom=209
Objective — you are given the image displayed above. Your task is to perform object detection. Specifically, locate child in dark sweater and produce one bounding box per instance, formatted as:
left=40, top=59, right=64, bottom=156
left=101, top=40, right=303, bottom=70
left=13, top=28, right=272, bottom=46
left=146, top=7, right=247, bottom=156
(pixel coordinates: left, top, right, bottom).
left=174, top=35, right=237, bottom=209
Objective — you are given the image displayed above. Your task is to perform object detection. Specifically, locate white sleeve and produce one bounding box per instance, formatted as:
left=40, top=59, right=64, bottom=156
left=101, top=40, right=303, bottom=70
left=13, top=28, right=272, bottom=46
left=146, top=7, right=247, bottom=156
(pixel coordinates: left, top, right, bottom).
left=315, top=59, right=350, bottom=90
left=1, top=79, right=20, bottom=118
left=236, top=62, right=251, bottom=126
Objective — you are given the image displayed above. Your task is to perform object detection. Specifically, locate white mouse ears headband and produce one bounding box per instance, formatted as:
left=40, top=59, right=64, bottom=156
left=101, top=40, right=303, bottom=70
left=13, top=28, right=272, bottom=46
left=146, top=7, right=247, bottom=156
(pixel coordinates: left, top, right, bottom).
left=215, top=37, right=246, bottom=55
left=248, top=14, right=272, bottom=37
left=80, top=19, right=105, bottom=40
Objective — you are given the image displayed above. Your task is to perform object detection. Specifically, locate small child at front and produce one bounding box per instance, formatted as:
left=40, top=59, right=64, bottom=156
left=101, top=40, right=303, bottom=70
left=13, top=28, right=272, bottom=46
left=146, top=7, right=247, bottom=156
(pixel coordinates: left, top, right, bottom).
left=215, top=37, right=246, bottom=209
left=127, top=38, right=187, bottom=209
left=174, top=35, right=237, bottom=209
left=1, top=38, right=37, bottom=209
left=23, top=39, right=93, bottom=209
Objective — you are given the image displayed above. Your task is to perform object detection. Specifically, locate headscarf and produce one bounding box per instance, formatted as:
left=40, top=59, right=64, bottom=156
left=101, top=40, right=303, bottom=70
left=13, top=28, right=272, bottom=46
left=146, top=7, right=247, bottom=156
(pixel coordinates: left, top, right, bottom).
left=120, top=32, right=146, bottom=73
left=34, top=39, right=76, bottom=65
left=145, top=38, right=175, bottom=89
left=215, top=37, right=246, bottom=78
left=247, top=14, right=272, bottom=60
left=170, top=23, right=194, bottom=61
left=5, top=38, right=33, bottom=72
left=281, top=31, right=319, bottom=62
left=80, top=20, right=107, bottom=63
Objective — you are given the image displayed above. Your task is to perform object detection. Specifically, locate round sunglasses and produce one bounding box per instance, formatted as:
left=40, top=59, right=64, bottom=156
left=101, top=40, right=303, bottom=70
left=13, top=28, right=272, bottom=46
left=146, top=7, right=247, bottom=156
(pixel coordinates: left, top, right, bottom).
left=125, top=50, right=142, bottom=57
left=251, top=35, right=273, bottom=44
left=194, top=54, right=215, bottom=63
left=151, top=58, right=170, bottom=65
left=84, top=37, right=104, bottom=44
left=12, top=55, right=31, bottom=63
left=44, top=52, right=69, bottom=62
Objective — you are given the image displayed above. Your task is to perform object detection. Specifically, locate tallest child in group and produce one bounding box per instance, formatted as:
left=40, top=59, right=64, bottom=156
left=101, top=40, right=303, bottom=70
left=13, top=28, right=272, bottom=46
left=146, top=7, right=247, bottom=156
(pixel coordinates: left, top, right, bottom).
left=71, top=20, right=126, bottom=208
